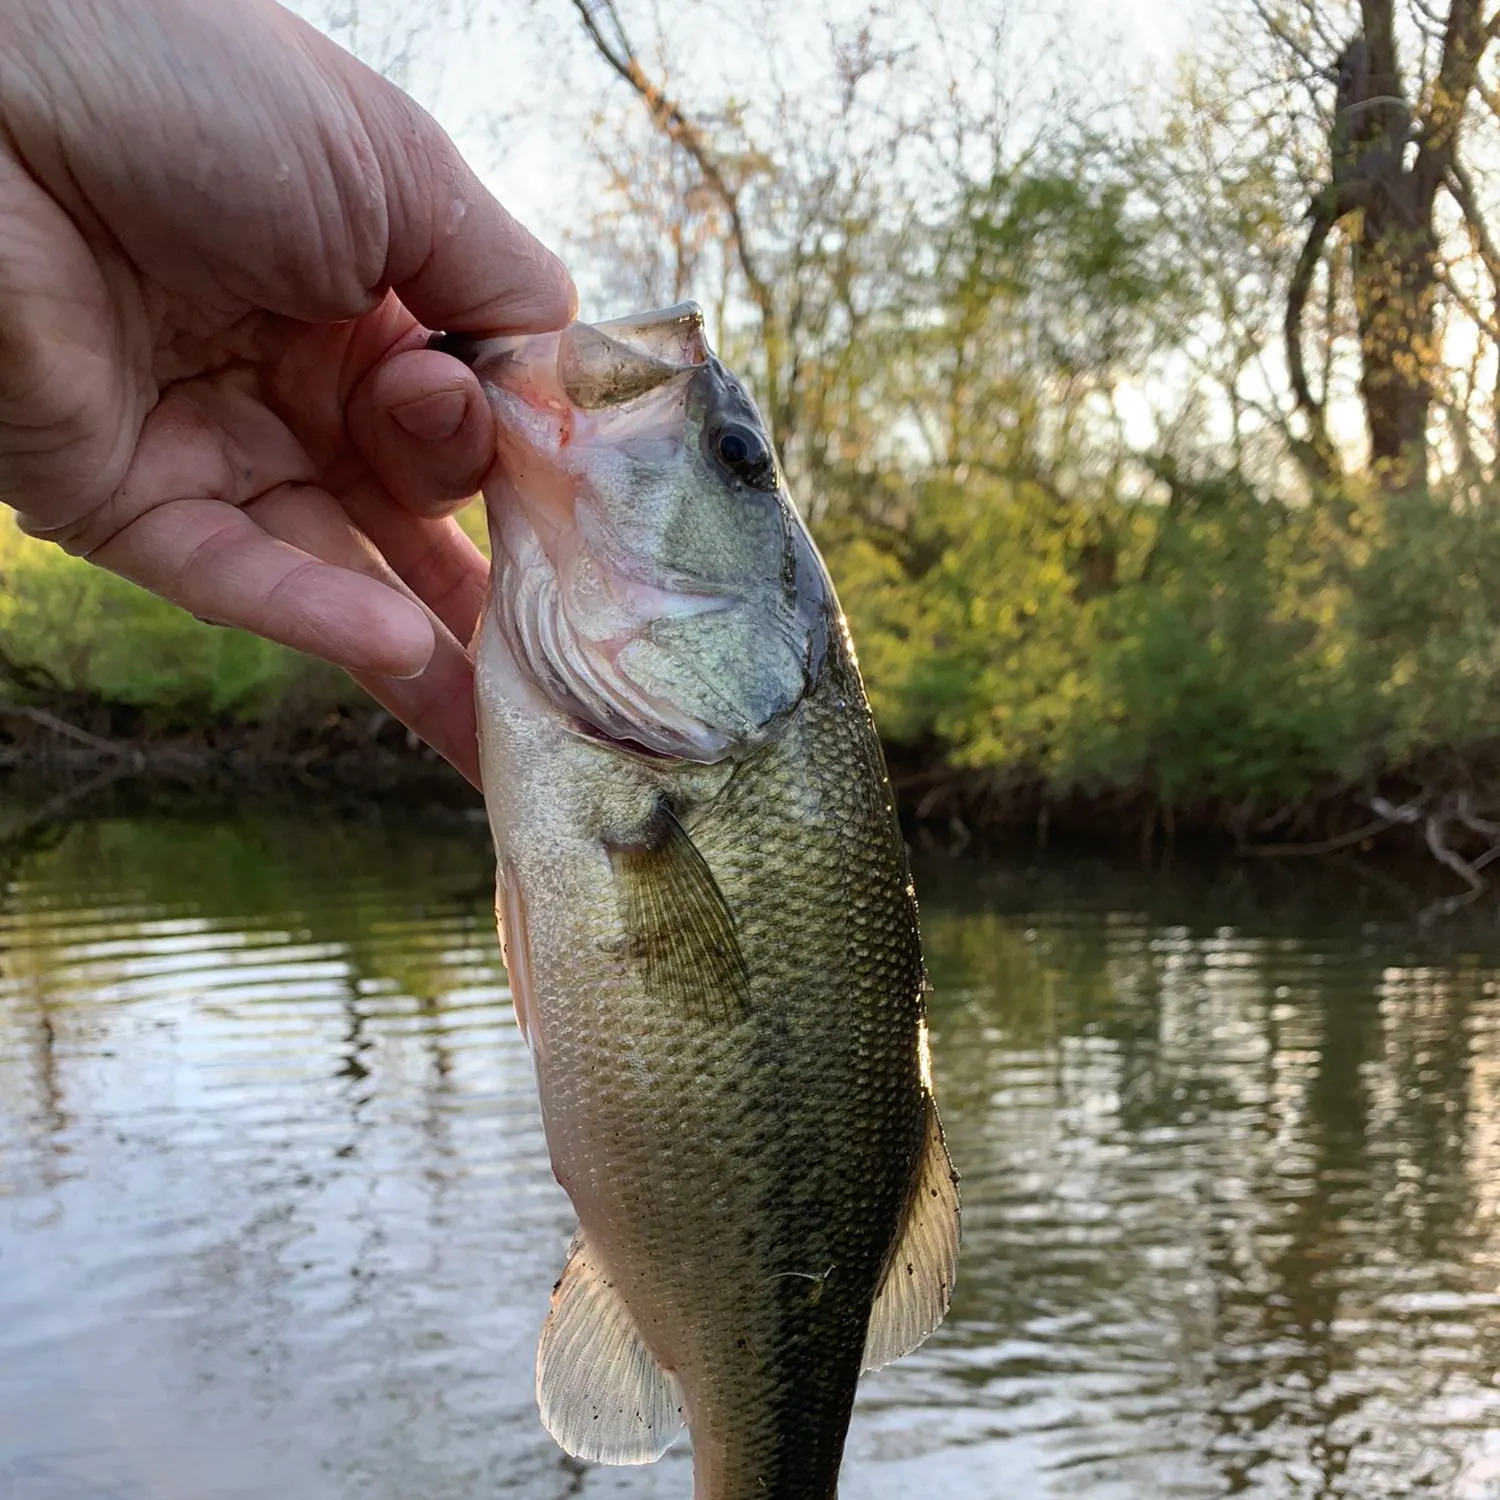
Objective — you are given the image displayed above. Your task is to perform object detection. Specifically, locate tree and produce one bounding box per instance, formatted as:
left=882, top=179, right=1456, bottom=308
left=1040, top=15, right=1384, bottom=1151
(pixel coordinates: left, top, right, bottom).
left=561, top=1, right=1176, bottom=503
left=1273, top=0, right=1500, bottom=493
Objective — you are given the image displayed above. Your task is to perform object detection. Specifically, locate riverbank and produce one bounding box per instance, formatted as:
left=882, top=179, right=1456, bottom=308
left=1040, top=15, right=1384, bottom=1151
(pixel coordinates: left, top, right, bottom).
left=8, top=696, right=1500, bottom=926
left=0, top=699, right=477, bottom=852
left=12, top=473, right=1500, bottom=917
left=11, top=473, right=1500, bottom=883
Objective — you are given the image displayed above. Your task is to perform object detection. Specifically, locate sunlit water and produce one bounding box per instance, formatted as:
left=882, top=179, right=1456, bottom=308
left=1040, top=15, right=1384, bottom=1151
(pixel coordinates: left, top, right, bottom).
left=4, top=805, right=1500, bottom=1498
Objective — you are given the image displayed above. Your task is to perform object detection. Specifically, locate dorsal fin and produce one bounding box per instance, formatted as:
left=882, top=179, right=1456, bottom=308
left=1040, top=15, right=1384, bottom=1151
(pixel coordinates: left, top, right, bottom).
left=862, top=1099, right=960, bottom=1372
left=537, top=1230, right=686, bottom=1464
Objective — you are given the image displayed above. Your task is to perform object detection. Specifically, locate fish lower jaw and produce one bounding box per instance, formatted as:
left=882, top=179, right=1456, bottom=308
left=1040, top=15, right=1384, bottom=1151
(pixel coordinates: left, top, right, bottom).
left=541, top=654, right=737, bottom=763
left=564, top=713, right=681, bottom=762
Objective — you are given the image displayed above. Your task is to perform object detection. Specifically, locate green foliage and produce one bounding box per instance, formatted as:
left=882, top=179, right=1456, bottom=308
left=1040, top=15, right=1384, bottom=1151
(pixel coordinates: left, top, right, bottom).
left=1349, top=491, right=1500, bottom=760
left=827, top=473, right=1500, bottom=809
left=954, top=156, right=1181, bottom=380
left=0, top=517, right=355, bottom=730
left=1090, top=485, right=1366, bottom=801
left=12, top=457, right=1500, bottom=815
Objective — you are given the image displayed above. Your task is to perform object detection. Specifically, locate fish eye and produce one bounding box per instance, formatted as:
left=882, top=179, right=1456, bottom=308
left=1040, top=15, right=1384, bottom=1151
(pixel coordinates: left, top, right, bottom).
left=713, top=423, right=776, bottom=488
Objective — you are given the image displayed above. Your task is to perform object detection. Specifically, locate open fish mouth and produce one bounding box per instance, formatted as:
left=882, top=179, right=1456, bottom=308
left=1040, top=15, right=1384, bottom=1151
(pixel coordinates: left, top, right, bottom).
left=428, top=300, right=711, bottom=411
left=438, top=304, right=832, bottom=767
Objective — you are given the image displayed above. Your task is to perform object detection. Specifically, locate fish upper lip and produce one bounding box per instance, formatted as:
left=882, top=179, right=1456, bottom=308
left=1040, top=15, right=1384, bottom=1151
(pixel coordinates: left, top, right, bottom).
left=429, top=305, right=711, bottom=408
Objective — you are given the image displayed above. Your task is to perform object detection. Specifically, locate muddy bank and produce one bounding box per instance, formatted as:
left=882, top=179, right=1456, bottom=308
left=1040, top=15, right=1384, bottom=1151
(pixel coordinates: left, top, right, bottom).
left=0, top=700, right=471, bottom=791
left=8, top=700, right=1500, bottom=922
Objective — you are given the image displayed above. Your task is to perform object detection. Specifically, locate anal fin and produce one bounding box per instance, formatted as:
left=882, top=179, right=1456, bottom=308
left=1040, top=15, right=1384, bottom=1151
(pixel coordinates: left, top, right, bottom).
left=862, top=1098, right=961, bottom=1372
left=537, top=1229, right=686, bottom=1464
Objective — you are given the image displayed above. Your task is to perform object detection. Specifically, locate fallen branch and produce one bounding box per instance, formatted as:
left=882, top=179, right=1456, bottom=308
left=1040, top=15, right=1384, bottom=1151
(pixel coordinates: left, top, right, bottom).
left=0, top=704, right=145, bottom=764
left=1240, top=810, right=1402, bottom=857
left=1369, top=794, right=1429, bottom=824
left=1425, top=810, right=1485, bottom=891
left=1453, top=789, right=1500, bottom=839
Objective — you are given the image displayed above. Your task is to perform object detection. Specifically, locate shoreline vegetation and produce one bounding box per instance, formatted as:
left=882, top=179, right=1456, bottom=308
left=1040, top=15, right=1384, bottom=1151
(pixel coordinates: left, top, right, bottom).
left=5, top=703, right=1500, bottom=929
left=14, top=0, right=1500, bottom=918
left=7, top=490, right=1500, bottom=919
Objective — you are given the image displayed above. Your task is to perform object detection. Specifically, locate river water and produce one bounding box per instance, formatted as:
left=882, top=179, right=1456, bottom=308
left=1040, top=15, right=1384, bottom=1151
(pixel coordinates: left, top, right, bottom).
left=3, top=802, right=1500, bottom=1499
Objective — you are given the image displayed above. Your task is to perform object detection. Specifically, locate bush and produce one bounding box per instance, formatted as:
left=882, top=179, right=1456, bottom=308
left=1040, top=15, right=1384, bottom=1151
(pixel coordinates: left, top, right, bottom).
left=826, top=473, right=1500, bottom=808
left=0, top=515, right=354, bottom=731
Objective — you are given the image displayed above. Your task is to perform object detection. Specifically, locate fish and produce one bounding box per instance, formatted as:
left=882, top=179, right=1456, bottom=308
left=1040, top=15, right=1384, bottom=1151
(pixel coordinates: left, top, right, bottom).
left=448, top=302, right=958, bottom=1500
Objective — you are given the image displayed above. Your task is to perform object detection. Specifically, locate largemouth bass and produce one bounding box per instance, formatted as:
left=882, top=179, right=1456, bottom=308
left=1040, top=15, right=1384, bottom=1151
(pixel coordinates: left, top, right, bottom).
left=449, top=303, right=958, bottom=1500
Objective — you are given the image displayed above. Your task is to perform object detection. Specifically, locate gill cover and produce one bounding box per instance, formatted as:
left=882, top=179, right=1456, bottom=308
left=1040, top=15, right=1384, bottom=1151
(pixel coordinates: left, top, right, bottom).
left=458, top=304, right=831, bottom=763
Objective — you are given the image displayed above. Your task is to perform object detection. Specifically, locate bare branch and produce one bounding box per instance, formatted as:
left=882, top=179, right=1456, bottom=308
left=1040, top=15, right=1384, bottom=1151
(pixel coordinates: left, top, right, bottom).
left=1435, top=260, right=1500, bottom=341
left=1455, top=790, right=1500, bottom=837
left=1252, top=0, right=1336, bottom=78
left=1411, top=0, right=1453, bottom=40
left=1426, top=811, right=1485, bottom=890
left=1286, top=209, right=1332, bottom=422
left=1241, top=809, right=1401, bottom=856
left=567, top=0, right=774, bottom=319
left=1445, top=160, right=1500, bottom=284
left=1415, top=0, right=1489, bottom=201
left=1284, top=179, right=1367, bottom=481
left=0, top=704, right=132, bottom=756
left=1431, top=379, right=1486, bottom=481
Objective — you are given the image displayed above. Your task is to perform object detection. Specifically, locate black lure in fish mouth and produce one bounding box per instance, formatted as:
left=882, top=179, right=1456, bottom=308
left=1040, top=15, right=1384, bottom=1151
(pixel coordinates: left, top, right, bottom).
left=427, top=330, right=480, bottom=365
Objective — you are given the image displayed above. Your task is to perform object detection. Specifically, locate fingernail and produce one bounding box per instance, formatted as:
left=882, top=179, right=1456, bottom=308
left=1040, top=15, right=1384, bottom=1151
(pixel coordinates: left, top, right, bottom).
left=390, top=387, right=468, bottom=442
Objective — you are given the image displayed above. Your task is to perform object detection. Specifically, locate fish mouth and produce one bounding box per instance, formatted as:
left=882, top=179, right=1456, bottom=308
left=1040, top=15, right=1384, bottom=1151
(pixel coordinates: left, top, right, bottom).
left=566, top=714, right=680, bottom=762
left=427, top=302, right=711, bottom=411
left=591, top=302, right=711, bottom=369
left=457, top=302, right=821, bottom=764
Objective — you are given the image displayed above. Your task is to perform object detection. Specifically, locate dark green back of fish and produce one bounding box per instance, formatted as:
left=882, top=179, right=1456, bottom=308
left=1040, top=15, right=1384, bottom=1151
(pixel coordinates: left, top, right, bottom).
left=674, top=631, right=930, bottom=1498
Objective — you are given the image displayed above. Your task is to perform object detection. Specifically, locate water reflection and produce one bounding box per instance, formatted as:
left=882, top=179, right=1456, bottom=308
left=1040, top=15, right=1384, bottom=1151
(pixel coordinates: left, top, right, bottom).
left=4, top=812, right=1500, bottom=1497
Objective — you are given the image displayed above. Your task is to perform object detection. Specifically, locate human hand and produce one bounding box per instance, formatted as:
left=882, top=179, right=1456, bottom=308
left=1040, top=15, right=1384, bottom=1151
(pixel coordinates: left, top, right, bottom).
left=0, top=0, right=575, bottom=786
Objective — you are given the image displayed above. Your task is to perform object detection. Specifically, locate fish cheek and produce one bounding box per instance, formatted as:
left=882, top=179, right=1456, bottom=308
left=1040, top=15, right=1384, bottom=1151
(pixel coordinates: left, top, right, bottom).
left=602, top=797, right=751, bottom=1024
left=659, top=456, right=781, bottom=586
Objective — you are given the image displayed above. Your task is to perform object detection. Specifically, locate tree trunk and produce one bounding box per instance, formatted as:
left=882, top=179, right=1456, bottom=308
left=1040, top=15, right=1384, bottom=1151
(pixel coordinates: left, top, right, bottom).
left=1352, top=189, right=1437, bottom=492
left=1283, top=0, right=1488, bottom=498
left=1348, top=3, right=1432, bottom=491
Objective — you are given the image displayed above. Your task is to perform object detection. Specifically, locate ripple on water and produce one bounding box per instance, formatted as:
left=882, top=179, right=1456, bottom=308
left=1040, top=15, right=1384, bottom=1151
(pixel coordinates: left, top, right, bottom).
left=7, top=818, right=1500, bottom=1497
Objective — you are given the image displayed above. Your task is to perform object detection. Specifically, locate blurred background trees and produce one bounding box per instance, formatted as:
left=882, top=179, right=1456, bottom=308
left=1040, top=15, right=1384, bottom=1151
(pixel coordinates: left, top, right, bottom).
left=544, top=0, right=1500, bottom=820
left=9, top=0, right=1500, bottom=833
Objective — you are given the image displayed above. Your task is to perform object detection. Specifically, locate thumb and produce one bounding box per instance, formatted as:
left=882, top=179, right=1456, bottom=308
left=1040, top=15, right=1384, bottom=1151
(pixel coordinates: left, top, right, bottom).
left=335, top=47, right=577, bottom=336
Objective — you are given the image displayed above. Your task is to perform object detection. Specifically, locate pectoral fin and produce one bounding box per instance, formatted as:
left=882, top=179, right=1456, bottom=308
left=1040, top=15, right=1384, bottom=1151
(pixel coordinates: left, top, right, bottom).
left=862, top=1099, right=961, bottom=1372
left=537, top=1230, right=686, bottom=1464
left=607, top=804, right=752, bottom=1022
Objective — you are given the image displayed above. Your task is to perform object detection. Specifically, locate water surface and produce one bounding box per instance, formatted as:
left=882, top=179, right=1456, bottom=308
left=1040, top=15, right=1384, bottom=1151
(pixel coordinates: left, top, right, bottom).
left=4, top=805, right=1500, bottom=1498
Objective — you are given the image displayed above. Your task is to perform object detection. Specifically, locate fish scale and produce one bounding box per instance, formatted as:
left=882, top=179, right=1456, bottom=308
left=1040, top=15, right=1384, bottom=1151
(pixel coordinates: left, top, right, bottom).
left=468, top=303, right=958, bottom=1500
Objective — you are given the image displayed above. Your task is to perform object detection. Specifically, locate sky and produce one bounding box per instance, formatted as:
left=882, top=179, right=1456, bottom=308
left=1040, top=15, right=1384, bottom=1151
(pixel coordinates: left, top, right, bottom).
left=284, top=0, right=1243, bottom=458
left=288, top=0, right=1205, bottom=283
